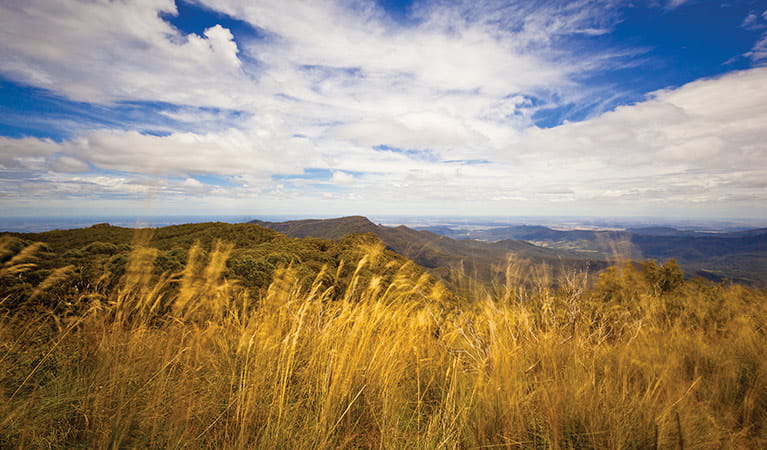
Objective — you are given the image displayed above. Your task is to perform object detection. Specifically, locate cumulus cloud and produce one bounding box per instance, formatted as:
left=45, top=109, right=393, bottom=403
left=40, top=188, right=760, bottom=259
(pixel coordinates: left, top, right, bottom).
left=73, top=129, right=305, bottom=176
left=501, top=68, right=767, bottom=206
left=516, top=68, right=767, bottom=164
left=0, top=125, right=309, bottom=200
left=204, top=0, right=621, bottom=121
left=330, top=171, right=356, bottom=186
left=194, top=0, right=630, bottom=156
left=201, top=0, right=575, bottom=94
left=0, top=0, right=250, bottom=107
left=0, top=137, right=67, bottom=169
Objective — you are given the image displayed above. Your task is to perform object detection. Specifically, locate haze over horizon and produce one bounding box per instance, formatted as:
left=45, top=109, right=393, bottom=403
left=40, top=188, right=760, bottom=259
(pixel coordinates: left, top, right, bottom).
left=1, top=0, right=766, bottom=219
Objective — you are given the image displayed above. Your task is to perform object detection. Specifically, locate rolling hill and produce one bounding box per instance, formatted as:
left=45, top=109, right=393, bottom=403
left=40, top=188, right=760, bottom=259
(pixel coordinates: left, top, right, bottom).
left=251, top=216, right=604, bottom=288
left=2, top=221, right=445, bottom=310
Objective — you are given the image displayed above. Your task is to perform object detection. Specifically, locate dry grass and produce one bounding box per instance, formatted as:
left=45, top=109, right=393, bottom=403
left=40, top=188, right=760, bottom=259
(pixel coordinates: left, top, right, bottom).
left=1, top=239, right=766, bottom=448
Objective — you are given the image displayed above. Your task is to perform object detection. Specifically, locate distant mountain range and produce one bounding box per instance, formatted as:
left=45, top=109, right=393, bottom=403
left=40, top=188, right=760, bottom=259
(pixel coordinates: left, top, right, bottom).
left=415, top=223, right=767, bottom=285
left=250, top=216, right=767, bottom=286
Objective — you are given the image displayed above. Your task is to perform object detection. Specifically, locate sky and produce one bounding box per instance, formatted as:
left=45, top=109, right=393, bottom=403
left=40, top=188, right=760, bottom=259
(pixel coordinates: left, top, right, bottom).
left=1, top=0, right=766, bottom=219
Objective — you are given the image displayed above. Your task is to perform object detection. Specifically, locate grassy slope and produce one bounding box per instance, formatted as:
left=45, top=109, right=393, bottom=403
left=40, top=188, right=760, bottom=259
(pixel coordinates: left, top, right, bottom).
left=1, top=230, right=766, bottom=448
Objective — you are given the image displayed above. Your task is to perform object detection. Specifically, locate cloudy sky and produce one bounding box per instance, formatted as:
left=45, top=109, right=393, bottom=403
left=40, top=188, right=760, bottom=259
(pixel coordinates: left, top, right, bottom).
left=1, top=0, right=766, bottom=218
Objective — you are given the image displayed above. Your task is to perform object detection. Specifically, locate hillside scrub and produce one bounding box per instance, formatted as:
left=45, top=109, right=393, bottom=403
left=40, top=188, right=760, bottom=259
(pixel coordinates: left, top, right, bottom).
left=1, top=237, right=767, bottom=448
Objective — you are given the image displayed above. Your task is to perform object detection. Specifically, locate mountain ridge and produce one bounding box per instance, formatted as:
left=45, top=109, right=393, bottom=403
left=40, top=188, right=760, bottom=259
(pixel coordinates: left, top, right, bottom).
left=250, top=216, right=604, bottom=287
left=4, top=221, right=447, bottom=301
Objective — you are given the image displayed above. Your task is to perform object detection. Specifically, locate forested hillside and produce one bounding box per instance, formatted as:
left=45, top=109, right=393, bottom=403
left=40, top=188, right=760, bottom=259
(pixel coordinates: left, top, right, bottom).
left=1, top=222, right=446, bottom=315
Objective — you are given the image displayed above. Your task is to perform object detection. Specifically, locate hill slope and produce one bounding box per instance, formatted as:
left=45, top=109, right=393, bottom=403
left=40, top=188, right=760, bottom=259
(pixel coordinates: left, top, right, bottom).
left=2, top=221, right=444, bottom=312
left=3, top=222, right=767, bottom=448
left=250, top=216, right=380, bottom=240
left=251, top=216, right=604, bottom=287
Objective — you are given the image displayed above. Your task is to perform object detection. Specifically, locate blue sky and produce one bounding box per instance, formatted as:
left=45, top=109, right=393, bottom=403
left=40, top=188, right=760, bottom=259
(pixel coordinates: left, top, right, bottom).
left=1, top=0, right=766, bottom=218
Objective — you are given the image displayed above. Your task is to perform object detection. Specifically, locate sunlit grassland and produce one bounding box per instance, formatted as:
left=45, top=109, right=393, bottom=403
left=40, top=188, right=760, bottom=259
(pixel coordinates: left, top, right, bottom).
left=2, top=238, right=767, bottom=448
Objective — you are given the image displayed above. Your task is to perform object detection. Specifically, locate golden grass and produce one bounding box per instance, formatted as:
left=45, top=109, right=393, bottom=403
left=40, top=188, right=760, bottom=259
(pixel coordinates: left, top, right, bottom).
left=1, top=240, right=766, bottom=448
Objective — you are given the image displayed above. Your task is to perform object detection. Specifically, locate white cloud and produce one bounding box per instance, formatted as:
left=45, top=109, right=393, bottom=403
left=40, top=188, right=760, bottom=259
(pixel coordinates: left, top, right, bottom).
left=746, top=34, right=767, bottom=65
left=330, top=171, right=356, bottom=186
left=665, top=0, right=689, bottom=9
left=199, top=0, right=625, bottom=153
left=204, top=0, right=571, bottom=94
left=75, top=128, right=308, bottom=177
left=500, top=68, right=767, bottom=206
left=0, top=137, right=67, bottom=169
left=0, top=0, right=250, bottom=107
left=0, top=126, right=308, bottom=179
left=741, top=10, right=767, bottom=65
left=182, top=177, right=204, bottom=188
left=329, top=111, right=489, bottom=150
left=741, top=11, right=767, bottom=30
left=52, top=156, right=89, bottom=173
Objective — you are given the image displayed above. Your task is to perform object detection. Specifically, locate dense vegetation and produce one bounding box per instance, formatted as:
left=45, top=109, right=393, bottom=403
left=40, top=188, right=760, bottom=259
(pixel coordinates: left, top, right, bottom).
left=2, top=223, right=767, bottom=448
left=1, top=222, right=439, bottom=313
